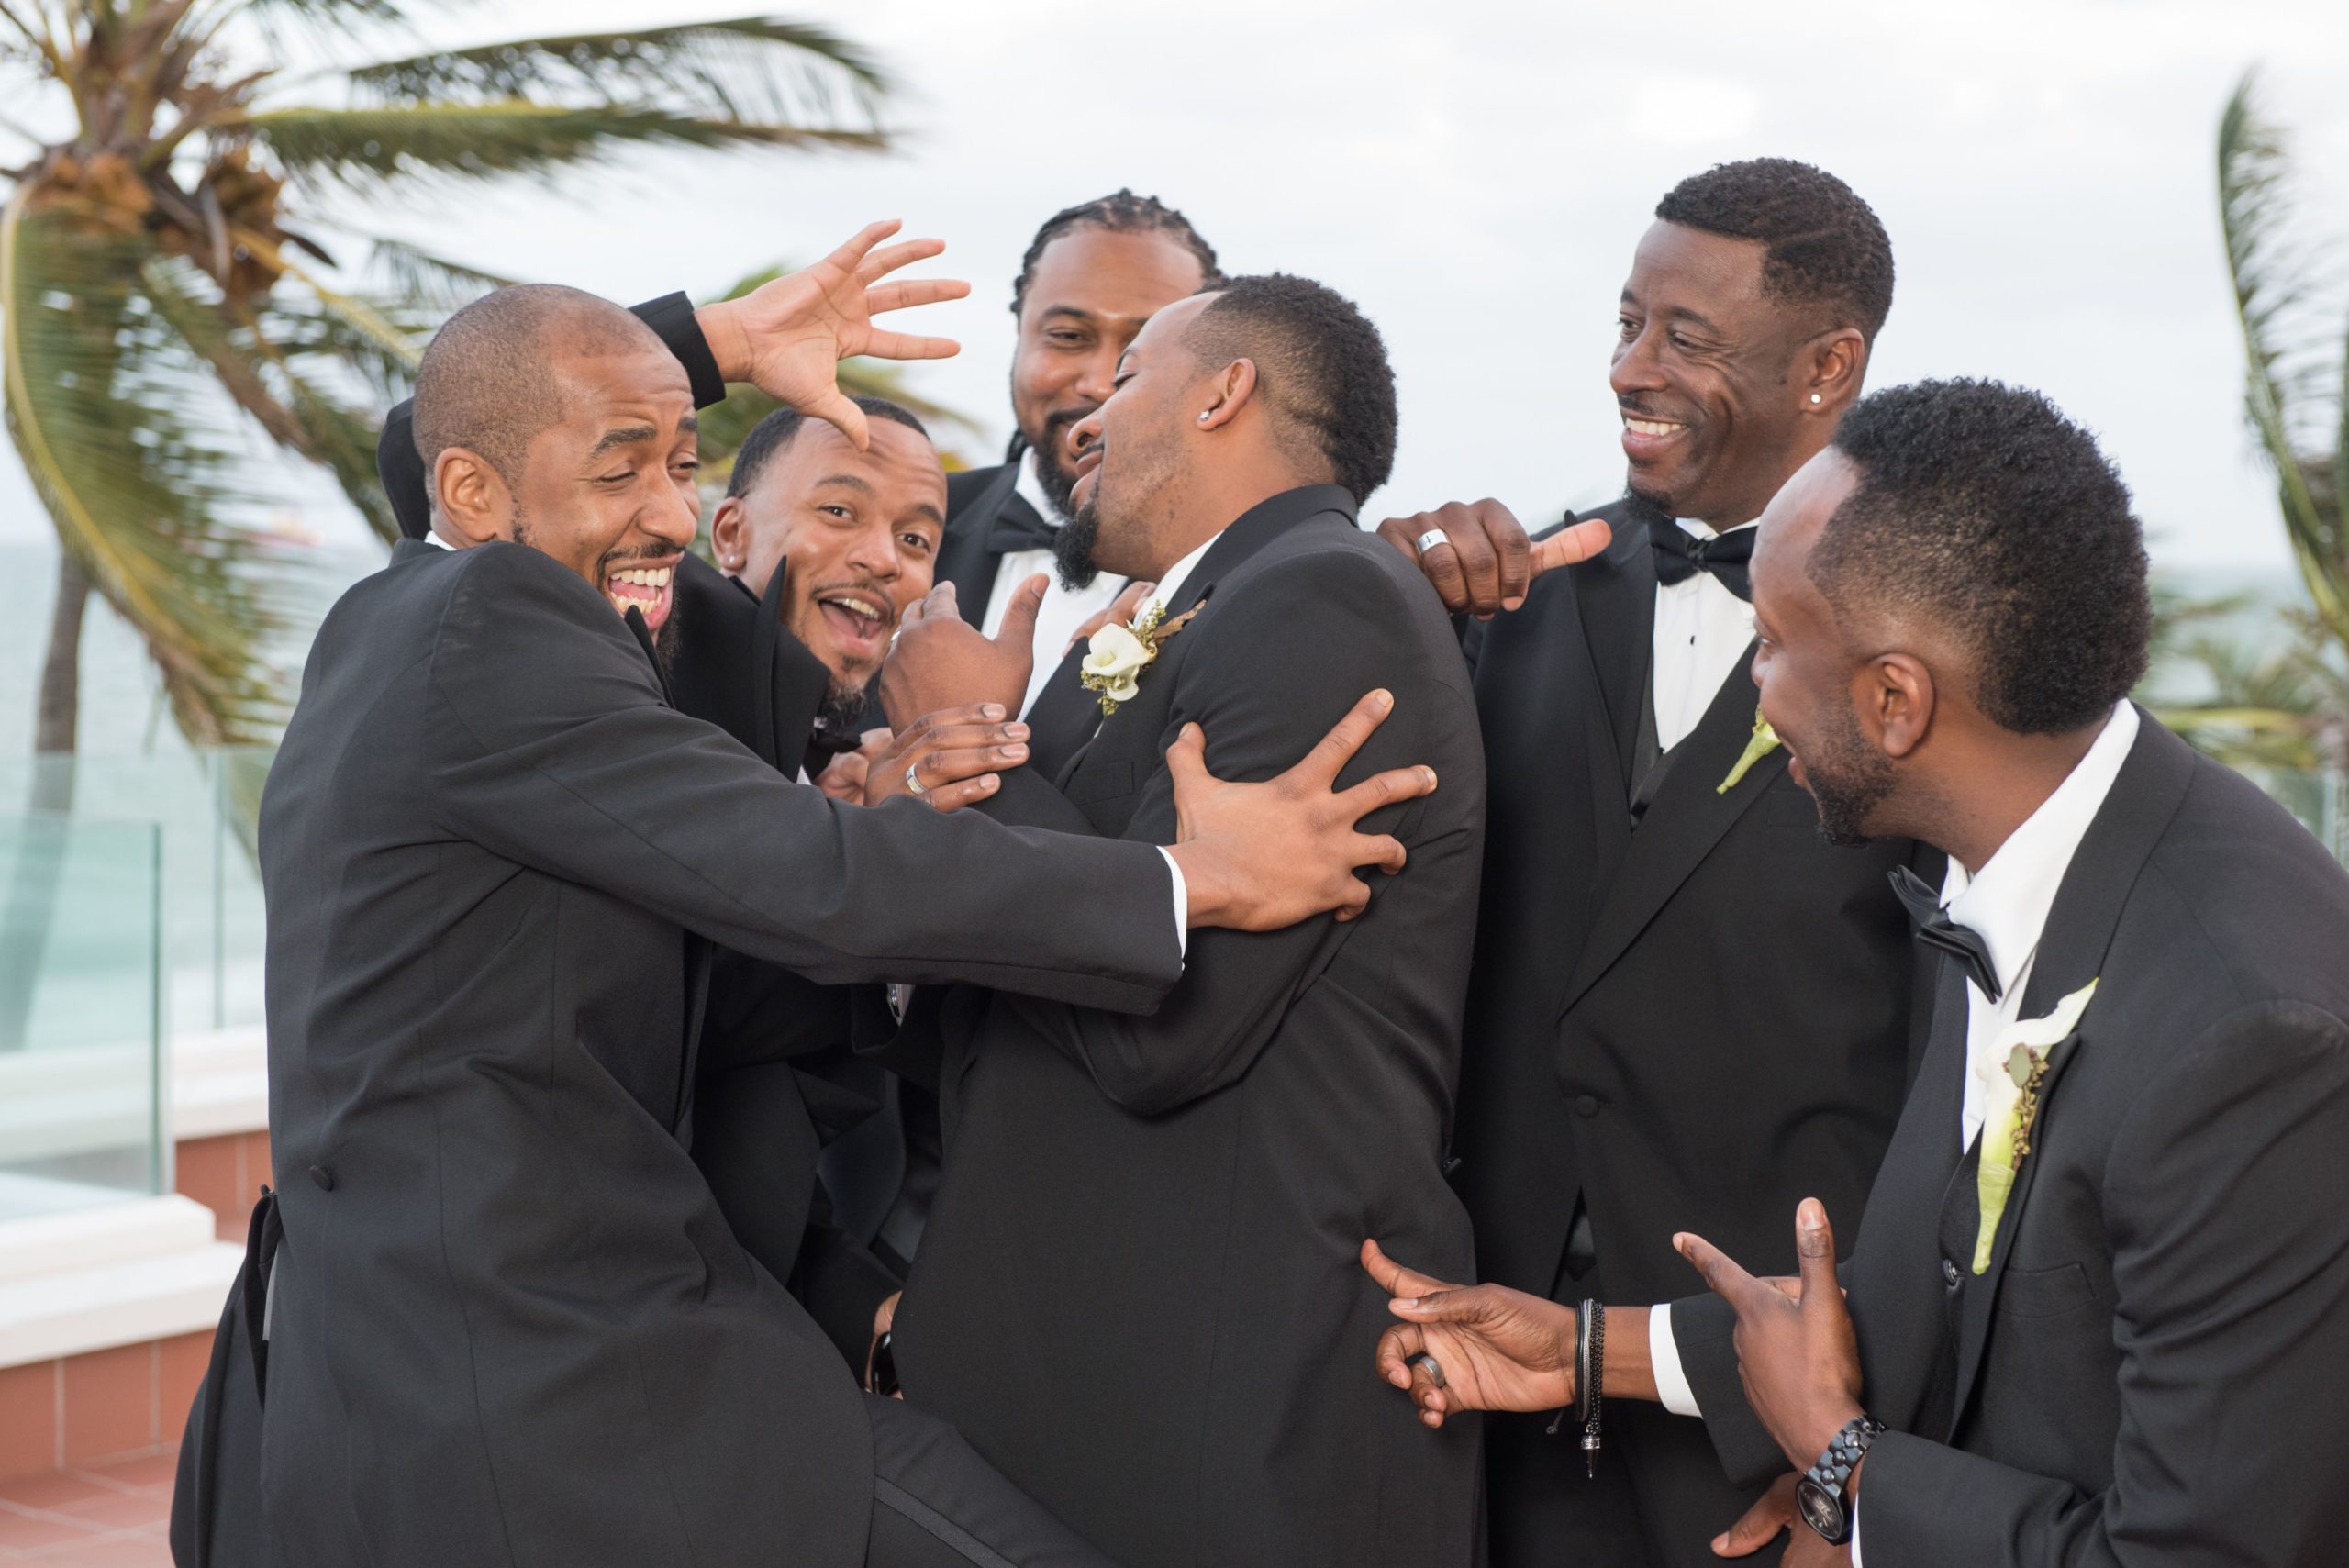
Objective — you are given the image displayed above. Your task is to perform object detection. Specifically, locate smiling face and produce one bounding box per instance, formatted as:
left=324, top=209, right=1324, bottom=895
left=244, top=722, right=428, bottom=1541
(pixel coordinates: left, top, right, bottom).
left=1612, top=221, right=1831, bottom=528
left=1748, top=450, right=1897, bottom=844
left=711, top=418, right=945, bottom=692
left=1011, top=227, right=1209, bottom=519
left=1062, top=293, right=1216, bottom=583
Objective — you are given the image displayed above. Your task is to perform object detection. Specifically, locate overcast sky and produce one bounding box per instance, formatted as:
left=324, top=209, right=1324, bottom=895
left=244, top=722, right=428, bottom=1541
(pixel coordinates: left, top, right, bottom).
left=8, top=0, right=2349, bottom=579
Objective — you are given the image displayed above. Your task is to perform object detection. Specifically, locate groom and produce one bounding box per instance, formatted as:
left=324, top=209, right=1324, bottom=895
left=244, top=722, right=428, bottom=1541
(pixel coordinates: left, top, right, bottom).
left=1365, top=378, right=2349, bottom=1563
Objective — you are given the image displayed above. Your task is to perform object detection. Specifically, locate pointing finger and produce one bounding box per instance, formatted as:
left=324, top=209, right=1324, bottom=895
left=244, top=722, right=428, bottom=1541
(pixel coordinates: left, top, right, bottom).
left=1795, top=1199, right=1840, bottom=1309
left=1675, top=1230, right=1763, bottom=1308
left=1530, top=517, right=1615, bottom=576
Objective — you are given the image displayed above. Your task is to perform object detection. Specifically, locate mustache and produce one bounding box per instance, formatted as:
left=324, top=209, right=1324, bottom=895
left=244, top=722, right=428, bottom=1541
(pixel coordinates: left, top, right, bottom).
left=1041, top=404, right=1097, bottom=442
left=597, top=543, right=679, bottom=573
left=804, top=575, right=902, bottom=622
left=1616, top=396, right=1695, bottom=423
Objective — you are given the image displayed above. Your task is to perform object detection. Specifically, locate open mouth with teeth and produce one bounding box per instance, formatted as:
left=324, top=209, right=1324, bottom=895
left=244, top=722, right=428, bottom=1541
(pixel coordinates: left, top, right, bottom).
left=603, top=560, right=676, bottom=631
left=1620, top=412, right=1692, bottom=462
left=809, top=585, right=894, bottom=661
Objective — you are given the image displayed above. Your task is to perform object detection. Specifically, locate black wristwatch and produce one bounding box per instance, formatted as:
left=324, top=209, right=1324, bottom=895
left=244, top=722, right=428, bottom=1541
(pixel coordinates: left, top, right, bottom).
left=1794, top=1414, right=1885, bottom=1545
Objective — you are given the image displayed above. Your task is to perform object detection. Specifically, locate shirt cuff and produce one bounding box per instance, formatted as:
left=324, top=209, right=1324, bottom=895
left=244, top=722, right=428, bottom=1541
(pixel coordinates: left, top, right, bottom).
left=1651, top=1301, right=1703, bottom=1418
left=1157, top=847, right=1189, bottom=963
left=1850, top=1499, right=1864, bottom=1566
left=629, top=291, right=727, bottom=408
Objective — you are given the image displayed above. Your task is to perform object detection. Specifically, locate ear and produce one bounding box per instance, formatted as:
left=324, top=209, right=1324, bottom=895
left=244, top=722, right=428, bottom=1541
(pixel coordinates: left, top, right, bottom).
left=1195, top=358, right=1259, bottom=431
left=710, top=495, right=748, bottom=573
left=1802, top=328, right=1868, bottom=417
left=1863, top=651, right=1935, bottom=761
left=432, top=448, right=512, bottom=545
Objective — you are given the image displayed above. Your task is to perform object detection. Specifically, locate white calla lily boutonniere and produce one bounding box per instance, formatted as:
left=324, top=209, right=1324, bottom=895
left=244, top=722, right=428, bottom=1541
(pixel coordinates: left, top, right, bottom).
left=1080, top=601, right=1200, bottom=717
left=1970, top=978, right=2099, bottom=1273
left=1716, top=706, right=1782, bottom=794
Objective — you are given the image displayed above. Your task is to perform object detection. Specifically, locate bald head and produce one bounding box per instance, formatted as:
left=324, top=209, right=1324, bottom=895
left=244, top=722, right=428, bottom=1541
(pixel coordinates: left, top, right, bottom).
left=411, top=284, right=664, bottom=495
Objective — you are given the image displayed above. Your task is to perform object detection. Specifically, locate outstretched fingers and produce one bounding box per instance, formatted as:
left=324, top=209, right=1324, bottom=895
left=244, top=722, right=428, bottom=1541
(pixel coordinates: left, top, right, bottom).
left=1290, top=688, right=1396, bottom=792
left=855, top=235, right=946, bottom=285
left=859, top=327, right=962, bottom=362
left=1675, top=1229, right=1764, bottom=1310
left=821, top=218, right=903, bottom=276
left=865, top=277, right=973, bottom=317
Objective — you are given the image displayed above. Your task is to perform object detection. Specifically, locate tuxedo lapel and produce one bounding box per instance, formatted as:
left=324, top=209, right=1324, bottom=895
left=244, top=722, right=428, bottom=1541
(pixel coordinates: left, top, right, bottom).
left=1559, top=647, right=1778, bottom=1017
left=1572, top=503, right=1654, bottom=794
left=938, top=462, right=1025, bottom=627
left=1027, top=640, right=1103, bottom=788
left=1943, top=711, right=2199, bottom=1431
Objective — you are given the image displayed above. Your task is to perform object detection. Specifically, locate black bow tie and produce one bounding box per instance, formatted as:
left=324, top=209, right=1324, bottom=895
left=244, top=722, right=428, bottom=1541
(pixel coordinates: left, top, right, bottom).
left=1648, top=517, right=1754, bottom=601
left=1888, top=866, right=2003, bottom=1003
left=985, top=496, right=1059, bottom=557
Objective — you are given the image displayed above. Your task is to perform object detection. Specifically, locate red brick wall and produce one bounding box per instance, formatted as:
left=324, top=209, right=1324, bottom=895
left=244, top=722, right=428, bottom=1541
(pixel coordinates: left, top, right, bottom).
left=0, top=1335, right=211, bottom=1482
left=173, top=1130, right=272, bottom=1243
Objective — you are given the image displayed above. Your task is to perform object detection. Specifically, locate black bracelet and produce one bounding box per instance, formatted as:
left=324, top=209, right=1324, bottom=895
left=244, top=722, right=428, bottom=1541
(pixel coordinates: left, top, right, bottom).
left=1575, top=1299, right=1605, bottom=1476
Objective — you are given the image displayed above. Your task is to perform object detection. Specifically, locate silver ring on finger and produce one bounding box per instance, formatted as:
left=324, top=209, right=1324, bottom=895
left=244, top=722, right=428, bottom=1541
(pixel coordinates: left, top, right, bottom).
left=1405, top=1351, right=1447, bottom=1389
left=1416, top=528, right=1452, bottom=557
left=904, top=762, right=927, bottom=798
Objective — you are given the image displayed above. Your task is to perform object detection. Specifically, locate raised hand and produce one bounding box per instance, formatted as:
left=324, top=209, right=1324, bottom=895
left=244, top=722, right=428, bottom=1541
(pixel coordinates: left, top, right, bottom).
left=1374, top=499, right=1613, bottom=617
left=695, top=218, right=971, bottom=449
left=1676, top=1200, right=1865, bottom=1473
left=863, top=705, right=1031, bottom=812
left=876, top=577, right=1041, bottom=730
left=1362, top=1240, right=1576, bottom=1429
left=1163, top=689, right=1435, bottom=930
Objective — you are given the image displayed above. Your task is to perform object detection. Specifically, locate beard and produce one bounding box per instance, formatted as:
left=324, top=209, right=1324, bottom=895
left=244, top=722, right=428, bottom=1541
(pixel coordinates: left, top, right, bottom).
left=1055, top=494, right=1104, bottom=592
left=817, top=673, right=873, bottom=741
left=1620, top=483, right=1675, bottom=531
left=1801, top=694, right=1897, bottom=848
left=1020, top=403, right=1097, bottom=524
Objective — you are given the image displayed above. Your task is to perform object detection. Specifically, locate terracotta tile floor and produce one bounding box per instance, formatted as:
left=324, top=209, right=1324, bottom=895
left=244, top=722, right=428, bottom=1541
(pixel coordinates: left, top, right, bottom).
left=0, top=1451, right=175, bottom=1565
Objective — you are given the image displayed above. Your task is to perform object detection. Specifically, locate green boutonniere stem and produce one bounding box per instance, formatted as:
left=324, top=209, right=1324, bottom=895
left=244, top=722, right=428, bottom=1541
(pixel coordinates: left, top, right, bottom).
left=1716, top=710, right=1782, bottom=794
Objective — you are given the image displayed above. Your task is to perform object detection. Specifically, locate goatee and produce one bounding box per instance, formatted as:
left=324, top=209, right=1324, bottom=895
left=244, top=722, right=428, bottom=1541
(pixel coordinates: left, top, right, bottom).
left=1026, top=414, right=1093, bottom=523
left=1054, top=495, right=1103, bottom=592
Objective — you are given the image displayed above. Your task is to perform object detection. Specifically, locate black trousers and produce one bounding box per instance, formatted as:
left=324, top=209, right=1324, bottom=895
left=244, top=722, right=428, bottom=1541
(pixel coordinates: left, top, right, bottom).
left=866, top=1394, right=1117, bottom=1568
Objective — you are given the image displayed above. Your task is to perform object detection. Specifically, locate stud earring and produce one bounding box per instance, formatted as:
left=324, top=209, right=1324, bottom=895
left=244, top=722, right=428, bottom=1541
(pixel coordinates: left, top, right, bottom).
left=1198, top=411, right=1212, bottom=422
left=1809, top=393, right=1823, bottom=405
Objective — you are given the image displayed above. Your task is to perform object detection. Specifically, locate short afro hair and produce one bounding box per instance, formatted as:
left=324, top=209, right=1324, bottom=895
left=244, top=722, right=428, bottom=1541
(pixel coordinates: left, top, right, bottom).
left=1010, top=189, right=1223, bottom=319
left=1809, top=379, right=2151, bottom=735
left=412, top=284, right=661, bottom=492
left=725, top=397, right=932, bottom=500
left=1182, top=273, right=1397, bottom=507
left=1655, top=159, right=1895, bottom=342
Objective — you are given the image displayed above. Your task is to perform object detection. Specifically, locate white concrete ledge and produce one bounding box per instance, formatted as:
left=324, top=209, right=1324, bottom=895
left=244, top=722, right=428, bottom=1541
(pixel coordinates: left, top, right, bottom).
left=0, top=1195, right=240, bottom=1368
left=172, top=1027, right=268, bottom=1140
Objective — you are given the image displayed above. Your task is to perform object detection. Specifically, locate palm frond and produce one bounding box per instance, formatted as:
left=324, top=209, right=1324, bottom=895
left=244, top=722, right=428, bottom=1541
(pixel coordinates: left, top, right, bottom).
left=2215, top=70, right=2349, bottom=649
left=346, top=17, right=890, bottom=131
left=3, top=193, right=293, bottom=744
left=237, top=101, right=883, bottom=193
left=365, top=236, right=517, bottom=313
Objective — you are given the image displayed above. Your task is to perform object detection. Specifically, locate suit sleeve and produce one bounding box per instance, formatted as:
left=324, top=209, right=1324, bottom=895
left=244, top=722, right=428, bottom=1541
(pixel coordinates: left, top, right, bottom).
left=425, top=542, right=1182, bottom=1011
left=996, top=551, right=1463, bottom=1117
left=376, top=293, right=721, bottom=537
left=1856, top=999, right=2349, bottom=1566
left=1668, top=1291, right=1801, bottom=1488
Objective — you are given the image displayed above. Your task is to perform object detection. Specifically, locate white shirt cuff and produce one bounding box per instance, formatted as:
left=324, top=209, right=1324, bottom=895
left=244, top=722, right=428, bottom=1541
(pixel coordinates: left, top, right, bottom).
left=1157, top=847, right=1188, bottom=962
left=1850, top=1500, right=1864, bottom=1566
left=1649, top=1302, right=1703, bottom=1418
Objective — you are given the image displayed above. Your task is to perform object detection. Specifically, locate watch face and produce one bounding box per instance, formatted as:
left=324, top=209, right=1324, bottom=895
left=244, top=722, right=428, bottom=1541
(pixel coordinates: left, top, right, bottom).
left=1796, top=1476, right=1849, bottom=1543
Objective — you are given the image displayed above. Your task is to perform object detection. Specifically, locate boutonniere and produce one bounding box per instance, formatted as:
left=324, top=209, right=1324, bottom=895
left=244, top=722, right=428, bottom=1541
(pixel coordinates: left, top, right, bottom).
left=1080, top=600, right=1200, bottom=717
left=1716, top=706, right=1782, bottom=794
left=1970, top=978, right=2099, bottom=1273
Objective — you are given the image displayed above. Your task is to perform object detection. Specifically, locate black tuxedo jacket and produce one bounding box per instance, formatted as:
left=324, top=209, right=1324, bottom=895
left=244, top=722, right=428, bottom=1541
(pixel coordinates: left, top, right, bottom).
left=1676, top=715, right=2349, bottom=1564
left=244, top=537, right=1182, bottom=1567
left=935, top=461, right=1032, bottom=626
left=1453, top=500, right=1932, bottom=1563
left=892, top=487, right=1486, bottom=1568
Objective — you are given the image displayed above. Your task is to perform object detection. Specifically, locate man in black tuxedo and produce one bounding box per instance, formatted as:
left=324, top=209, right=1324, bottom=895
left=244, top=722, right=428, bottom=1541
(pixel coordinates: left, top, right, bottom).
left=1375, top=160, right=1929, bottom=1565
left=183, top=228, right=1443, bottom=1568
left=1370, top=379, right=2349, bottom=1564
left=871, top=274, right=1536, bottom=1568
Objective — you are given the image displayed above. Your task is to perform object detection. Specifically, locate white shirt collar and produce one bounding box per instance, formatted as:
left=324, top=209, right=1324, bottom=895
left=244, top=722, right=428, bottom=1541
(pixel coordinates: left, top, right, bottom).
left=423, top=529, right=456, bottom=550
left=1674, top=517, right=1758, bottom=542
left=1014, top=446, right=1065, bottom=528
left=1145, top=529, right=1225, bottom=618
left=1939, top=699, right=2141, bottom=996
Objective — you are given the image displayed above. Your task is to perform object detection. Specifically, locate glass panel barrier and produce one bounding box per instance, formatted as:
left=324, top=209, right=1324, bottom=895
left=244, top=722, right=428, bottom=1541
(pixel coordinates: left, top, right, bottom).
left=0, top=813, right=163, bottom=1222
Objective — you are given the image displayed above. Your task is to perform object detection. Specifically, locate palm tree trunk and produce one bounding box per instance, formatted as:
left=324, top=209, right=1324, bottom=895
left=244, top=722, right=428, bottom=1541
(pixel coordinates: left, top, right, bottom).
left=0, top=550, right=90, bottom=1051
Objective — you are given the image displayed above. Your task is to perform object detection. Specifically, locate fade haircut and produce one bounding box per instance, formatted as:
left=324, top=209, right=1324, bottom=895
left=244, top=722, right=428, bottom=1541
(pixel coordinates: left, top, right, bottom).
left=411, top=284, right=662, bottom=493
left=725, top=397, right=932, bottom=499
left=1010, top=189, right=1224, bottom=318
left=1809, top=379, right=2151, bottom=735
left=1656, top=159, right=1895, bottom=342
left=1181, top=273, right=1397, bottom=507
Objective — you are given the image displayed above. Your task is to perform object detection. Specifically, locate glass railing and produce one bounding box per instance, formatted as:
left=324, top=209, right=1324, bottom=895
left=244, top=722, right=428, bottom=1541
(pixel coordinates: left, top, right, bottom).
left=2236, top=765, right=2348, bottom=865
left=0, top=812, right=163, bottom=1222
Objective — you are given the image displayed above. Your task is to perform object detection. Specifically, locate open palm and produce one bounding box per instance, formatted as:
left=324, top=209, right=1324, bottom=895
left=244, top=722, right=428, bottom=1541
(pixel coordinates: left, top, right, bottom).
left=1361, top=1240, right=1577, bottom=1429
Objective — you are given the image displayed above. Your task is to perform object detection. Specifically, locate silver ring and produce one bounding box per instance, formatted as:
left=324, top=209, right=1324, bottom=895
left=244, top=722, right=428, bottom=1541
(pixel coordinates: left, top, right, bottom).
left=904, top=762, right=927, bottom=798
left=1405, top=1351, right=1448, bottom=1389
left=1416, top=528, right=1452, bottom=556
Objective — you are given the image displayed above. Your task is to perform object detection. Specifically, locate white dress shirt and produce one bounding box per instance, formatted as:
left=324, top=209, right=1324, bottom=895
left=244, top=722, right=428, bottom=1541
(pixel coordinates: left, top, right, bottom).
left=1651, top=519, right=1759, bottom=752
left=981, top=449, right=1130, bottom=718
left=1648, top=700, right=2139, bottom=1562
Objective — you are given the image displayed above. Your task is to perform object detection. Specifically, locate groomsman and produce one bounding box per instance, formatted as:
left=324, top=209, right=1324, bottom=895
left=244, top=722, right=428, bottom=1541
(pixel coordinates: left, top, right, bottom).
left=874, top=274, right=1533, bottom=1568
left=1380, top=160, right=1929, bottom=1565
left=174, top=228, right=1440, bottom=1568
left=1370, top=377, right=2349, bottom=1565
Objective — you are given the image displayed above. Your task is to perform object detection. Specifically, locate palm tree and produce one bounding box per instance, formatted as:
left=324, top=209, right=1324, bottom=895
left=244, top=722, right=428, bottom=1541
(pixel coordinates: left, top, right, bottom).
left=0, top=2, right=896, bottom=1045
left=2167, top=69, right=2349, bottom=773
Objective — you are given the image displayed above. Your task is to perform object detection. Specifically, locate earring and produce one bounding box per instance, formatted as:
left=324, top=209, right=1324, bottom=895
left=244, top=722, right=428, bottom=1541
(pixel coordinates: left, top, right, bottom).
left=1198, top=411, right=1212, bottom=422
left=1809, top=393, right=1823, bottom=405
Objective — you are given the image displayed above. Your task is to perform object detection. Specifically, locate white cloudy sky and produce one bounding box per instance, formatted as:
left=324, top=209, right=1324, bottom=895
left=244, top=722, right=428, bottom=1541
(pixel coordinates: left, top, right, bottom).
left=8, top=0, right=2349, bottom=579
